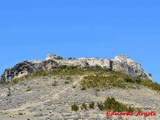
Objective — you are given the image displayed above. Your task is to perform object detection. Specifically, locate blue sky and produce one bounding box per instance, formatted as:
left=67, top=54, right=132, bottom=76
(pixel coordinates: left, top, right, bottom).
left=0, top=0, right=160, bottom=83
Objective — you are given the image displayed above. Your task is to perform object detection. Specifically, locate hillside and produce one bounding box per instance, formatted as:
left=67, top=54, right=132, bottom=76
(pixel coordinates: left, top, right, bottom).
left=0, top=54, right=160, bottom=120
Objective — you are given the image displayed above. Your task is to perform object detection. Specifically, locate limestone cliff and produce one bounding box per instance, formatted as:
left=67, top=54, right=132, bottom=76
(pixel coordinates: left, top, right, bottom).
left=0, top=54, right=152, bottom=83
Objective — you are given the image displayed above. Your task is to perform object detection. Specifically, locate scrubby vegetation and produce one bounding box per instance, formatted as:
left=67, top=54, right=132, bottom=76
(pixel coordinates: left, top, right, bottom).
left=3, top=66, right=160, bottom=92
left=3, top=66, right=109, bottom=85
left=80, top=71, right=143, bottom=89
left=89, top=101, right=95, bottom=109
left=71, top=103, right=79, bottom=111
left=97, top=102, right=105, bottom=111
left=71, top=97, right=140, bottom=112
left=141, top=80, right=160, bottom=91
left=103, top=97, right=135, bottom=112
left=80, top=71, right=160, bottom=91
left=81, top=103, right=87, bottom=110
left=55, top=56, right=63, bottom=60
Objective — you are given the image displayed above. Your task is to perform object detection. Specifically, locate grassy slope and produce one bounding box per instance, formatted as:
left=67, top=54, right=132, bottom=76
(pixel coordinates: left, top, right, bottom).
left=3, top=66, right=160, bottom=92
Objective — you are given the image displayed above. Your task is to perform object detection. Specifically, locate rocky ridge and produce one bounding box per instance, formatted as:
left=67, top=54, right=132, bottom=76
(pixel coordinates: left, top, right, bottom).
left=0, top=54, right=152, bottom=83
left=0, top=54, right=159, bottom=120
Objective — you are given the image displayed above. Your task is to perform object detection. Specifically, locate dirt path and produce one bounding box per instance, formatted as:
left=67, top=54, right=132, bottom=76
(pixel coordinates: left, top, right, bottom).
left=0, top=76, right=84, bottom=113
left=51, top=75, right=83, bottom=100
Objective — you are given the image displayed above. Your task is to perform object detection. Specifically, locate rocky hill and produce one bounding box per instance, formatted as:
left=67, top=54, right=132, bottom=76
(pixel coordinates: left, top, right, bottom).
left=0, top=54, right=152, bottom=83
left=0, top=54, right=159, bottom=120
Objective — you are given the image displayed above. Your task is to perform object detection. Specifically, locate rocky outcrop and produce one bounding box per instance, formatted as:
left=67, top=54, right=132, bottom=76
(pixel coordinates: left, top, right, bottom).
left=0, top=59, right=59, bottom=83
left=0, top=61, right=35, bottom=83
left=0, top=54, right=152, bottom=83
left=112, top=55, right=152, bottom=80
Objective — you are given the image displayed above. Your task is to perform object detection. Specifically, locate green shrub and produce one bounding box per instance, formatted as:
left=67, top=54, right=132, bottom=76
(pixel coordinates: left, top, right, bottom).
left=12, top=78, right=19, bottom=84
left=97, top=102, right=105, bottom=111
left=103, top=97, right=138, bottom=112
left=135, top=77, right=141, bottom=84
left=124, top=77, right=133, bottom=83
left=81, top=103, right=87, bottom=110
left=59, top=65, right=67, bottom=69
left=56, top=56, right=63, bottom=60
left=68, top=57, right=75, bottom=60
left=104, top=97, right=128, bottom=112
left=71, top=103, right=79, bottom=111
left=128, top=106, right=135, bottom=112
left=89, top=101, right=95, bottom=109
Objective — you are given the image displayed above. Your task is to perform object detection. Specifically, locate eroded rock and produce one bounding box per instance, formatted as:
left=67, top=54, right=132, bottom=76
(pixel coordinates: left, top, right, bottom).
left=0, top=54, right=152, bottom=83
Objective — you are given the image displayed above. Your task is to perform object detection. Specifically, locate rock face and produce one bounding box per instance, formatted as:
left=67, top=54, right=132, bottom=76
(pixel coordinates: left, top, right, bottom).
left=0, top=54, right=152, bottom=83
left=112, top=55, right=152, bottom=80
